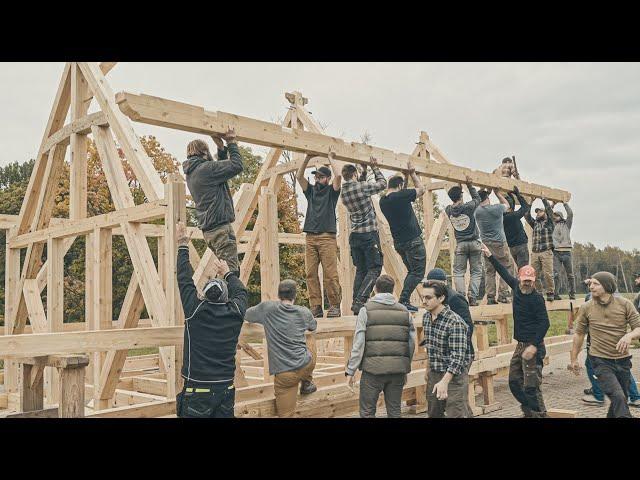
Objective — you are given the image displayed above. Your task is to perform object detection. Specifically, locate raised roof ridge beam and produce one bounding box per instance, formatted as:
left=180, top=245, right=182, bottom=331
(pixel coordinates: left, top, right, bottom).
left=116, top=92, right=571, bottom=202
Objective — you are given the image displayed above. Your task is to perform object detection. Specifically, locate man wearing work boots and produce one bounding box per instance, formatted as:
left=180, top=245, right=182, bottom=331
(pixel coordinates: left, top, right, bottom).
left=552, top=201, right=576, bottom=300
left=345, top=275, right=416, bottom=418
left=379, top=160, right=427, bottom=312
left=569, top=272, right=640, bottom=418
left=481, top=243, right=550, bottom=418
left=340, top=156, right=387, bottom=314
left=474, top=189, right=514, bottom=304
left=526, top=198, right=556, bottom=302
left=444, top=175, right=483, bottom=306
left=184, top=128, right=243, bottom=275
left=296, top=151, right=342, bottom=319
left=422, top=281, right=473, bottom=418
left=175, top=222, right=248, bottom=418
left=245, top=280, right=318, bottom=417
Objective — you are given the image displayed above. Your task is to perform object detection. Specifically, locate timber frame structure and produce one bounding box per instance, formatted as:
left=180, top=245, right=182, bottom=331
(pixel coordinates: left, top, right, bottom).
left=0, top=62, right=579, bottom=418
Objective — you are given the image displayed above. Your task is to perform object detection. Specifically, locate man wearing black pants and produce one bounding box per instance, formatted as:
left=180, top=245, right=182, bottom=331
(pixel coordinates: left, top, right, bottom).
left=569, top=272, right=640, bottom=418
left=175, top=222, right=248, bottom=418
left=379, top=160, right=426, bottom=312
left=481, top=243, right=550, bottom=418
left=340, top=157, right=387, bottom=314
left=503, top=186, right=530, bottom=270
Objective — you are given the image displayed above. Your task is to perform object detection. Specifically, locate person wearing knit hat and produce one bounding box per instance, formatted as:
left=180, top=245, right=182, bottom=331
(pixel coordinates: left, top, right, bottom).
left=480, top=243, right=550, bottom=417
left=569, top=271, right=640, bottom=417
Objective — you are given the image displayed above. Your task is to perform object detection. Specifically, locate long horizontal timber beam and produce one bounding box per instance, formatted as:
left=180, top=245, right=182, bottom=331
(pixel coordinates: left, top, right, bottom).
left=116, top=92, right=570, bottom=202
left=9, top=201, right=166, bottom=248
left=40, top=112, right=108, bottom=155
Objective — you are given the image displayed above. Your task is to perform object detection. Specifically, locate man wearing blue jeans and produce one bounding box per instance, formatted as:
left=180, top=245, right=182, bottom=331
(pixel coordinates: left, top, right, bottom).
left=582, top=284, right=640, bottom=407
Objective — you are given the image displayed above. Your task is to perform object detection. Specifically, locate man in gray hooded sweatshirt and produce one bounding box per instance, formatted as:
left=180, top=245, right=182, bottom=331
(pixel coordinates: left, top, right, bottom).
left=183, top=128, right=244, bottom=275
left=552, top=201, right=575, bottom=300
left=345, top=274, right=416, bottom=418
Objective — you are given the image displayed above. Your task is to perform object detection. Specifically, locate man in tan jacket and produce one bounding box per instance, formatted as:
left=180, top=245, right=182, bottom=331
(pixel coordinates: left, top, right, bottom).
left=568, top=272, right=640, bottom=418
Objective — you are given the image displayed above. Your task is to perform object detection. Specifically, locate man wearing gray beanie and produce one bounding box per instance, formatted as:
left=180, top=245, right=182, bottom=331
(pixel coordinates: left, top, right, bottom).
left=569, top=271, right=640, bottom=417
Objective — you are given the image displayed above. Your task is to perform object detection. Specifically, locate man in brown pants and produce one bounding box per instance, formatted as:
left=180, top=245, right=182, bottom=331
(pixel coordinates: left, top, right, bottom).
left=183, top=128, right=243, bottom=275
left=296, top=151, right=342, bottom=318
left=244, top=280, right=318, bottom=417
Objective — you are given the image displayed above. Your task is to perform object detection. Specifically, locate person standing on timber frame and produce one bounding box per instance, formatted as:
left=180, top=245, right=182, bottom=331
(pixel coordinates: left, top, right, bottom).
left=503, top=186, right=531, bottom=270
left=183, top=127, right=243, bottom=276
left=245, top=280, right=318, bottom=417
left=175, top=222, right=248, bottom=418
left=340, top=156, right=387, bottom=315
left=379, top=160, right=427, bottom=312
left=480, top=243, right=550, bottom=418
left=422, top=281, right=473, bottom=418
left=296, top=151, right=342, bottom=319
left=526, top=198, right=556, bottom=302
left=445, top=174, right=482, bottom=306
left=474, top=188, right=514, bottom=304
left=569, top=272, right=640, bottom=418
left=345, top=275, right=416, bottom=418
left=551, top=201, right=576, bottom=300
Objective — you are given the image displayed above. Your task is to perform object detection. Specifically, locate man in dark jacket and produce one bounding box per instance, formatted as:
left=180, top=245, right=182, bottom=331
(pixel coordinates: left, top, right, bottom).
left=175, top=222, right=248, bottom=418
left=503, top=186, right=530, bottom=270
left=183, top=128, right=244, bottom=275
left=480, top=243, right=550, bottom=418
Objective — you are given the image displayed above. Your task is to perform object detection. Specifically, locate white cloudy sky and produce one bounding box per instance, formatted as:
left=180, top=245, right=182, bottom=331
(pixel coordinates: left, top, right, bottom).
left=1, top=62, right=639, bottom=250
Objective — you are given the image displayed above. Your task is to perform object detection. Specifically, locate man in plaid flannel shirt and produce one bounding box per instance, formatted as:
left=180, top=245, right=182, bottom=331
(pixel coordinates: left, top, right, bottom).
left=422, top=280, right=473, bottom=418
left=526, top=198, right=555, bottom=301
left=340, top=156, right=387, bottom=314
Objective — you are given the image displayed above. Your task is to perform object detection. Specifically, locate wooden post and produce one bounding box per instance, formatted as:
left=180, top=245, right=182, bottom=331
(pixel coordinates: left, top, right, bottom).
left=164, top=174, right=187, bottom=398
left=92, top=227, right=112, bottom=410
left=259, top=187, right=280, bottom=301
left=20, top=363, right=44, bottom=412
left=45, top=237, right=64, bottom=405
left=338, top=203, right=354, bottom=316
left=58, top=365, right=87, bottom=418
left=4, top=235, right=20, bottom=407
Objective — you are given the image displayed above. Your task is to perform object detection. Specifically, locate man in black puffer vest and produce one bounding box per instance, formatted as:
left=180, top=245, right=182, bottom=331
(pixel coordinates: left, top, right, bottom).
left=175, top=222, right=248, bottom=418
left=345, top=274, right=416, bottom=418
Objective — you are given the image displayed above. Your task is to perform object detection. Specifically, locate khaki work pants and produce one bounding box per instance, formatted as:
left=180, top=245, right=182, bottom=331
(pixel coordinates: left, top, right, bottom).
left=273, top=337, right=317, bottom=418
left=530, top=249, right=555, bottom=295
left=305, top=233, right=341, bottom=308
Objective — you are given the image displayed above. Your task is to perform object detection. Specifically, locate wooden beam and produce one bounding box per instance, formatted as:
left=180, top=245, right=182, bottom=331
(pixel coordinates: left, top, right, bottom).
left=9, top=201, right=166, bottom=249
left=41, top=112, right=107, bottom=156
left=79, top=62, right=164, bottom=201
left=0, top=327, right=184, bottom=358
left=116, top=91, right=571, bottom=202
left=259, top=188, right=280, bottom=301
left=22, top=279, right=47, bottom=333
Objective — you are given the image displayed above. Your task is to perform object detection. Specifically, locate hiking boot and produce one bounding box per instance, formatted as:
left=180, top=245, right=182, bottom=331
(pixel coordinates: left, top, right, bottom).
left=521, top=406, right=533, bottom=418
left=569, top=293, right=576, bottom=300
left=584, top=388, right=593, bottom=395
left=311, top=305, right=324, bottom=318
left=546, top=294, right=555, bottom=302
left=300, top=380, right=317, bottom=395
left=468, top=297, right=478, bottom=307
left=582, top=394, right=605, bottom=405
left=327, top=305, right=341, bottom=318
left=553, top=294, right=562, bottom=301
left=401, top=302, right=419, bottom=313
left=497, top=295, right=510, bottom=304
left=628, top=398, right=640, bottom=408
left=351, top=302, right=364, bottom=315
left=487, top=298, right=498, bottom=305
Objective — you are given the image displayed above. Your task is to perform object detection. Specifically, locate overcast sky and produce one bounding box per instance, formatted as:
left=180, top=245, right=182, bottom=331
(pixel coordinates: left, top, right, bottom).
left=1, top=62, right=639, bottom=250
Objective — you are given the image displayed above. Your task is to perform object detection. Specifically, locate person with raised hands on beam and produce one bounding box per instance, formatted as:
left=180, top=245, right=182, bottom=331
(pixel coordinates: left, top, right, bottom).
left=526, top=197, right=556, bottom=302
left=480, top=242, right=550, bottom=418
left=174, top=222, right=248, bottom=418
left=568, top=272, right=640, bottom=418
left=379, top=159, right=427, bottom=312
left=340, top=156, right=387, bottom=315
left=296, top=150, right=342, bottom=319
left=183, top=127, right=243, bottom=277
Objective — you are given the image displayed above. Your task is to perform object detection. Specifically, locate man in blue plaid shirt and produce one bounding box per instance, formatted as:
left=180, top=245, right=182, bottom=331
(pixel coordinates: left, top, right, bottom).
left=340, top=156, right=387, bottom=314
left=422, top=280, right=473, bottom=418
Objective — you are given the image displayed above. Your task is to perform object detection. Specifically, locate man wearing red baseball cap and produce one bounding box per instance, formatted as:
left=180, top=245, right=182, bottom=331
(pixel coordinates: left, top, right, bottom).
left=481, top=243, right=551, bottom=418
